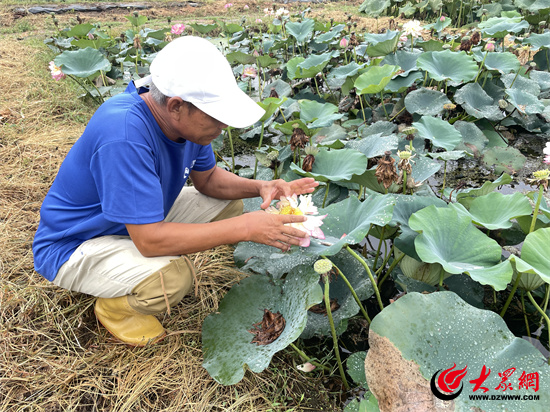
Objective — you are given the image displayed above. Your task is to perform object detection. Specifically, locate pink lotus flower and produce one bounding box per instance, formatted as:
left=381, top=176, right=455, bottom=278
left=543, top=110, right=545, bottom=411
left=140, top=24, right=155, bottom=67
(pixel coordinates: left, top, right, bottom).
left=242, top=66, right=257, bottom=79
left=224, top=3, right=233, bottom=8
left=244, top=4, right=249, bottom=9
left=171, top=24, right=185, bottom=35
left=339, top=37, right=348, bottom=48
left=256, top=18, right=263, bottom=23
left=87, top=32, right=94, bottom=40
left=266, top=194, right=326, bottom=247
left=297, top=362, right=316, bottom=372
left=49, top=61, right=65, bottom=81
left=544, top=142, right=550, bottom=164
left=440, top=16, right=446, bottom=22
left=485, top=41, right=495, bottom=52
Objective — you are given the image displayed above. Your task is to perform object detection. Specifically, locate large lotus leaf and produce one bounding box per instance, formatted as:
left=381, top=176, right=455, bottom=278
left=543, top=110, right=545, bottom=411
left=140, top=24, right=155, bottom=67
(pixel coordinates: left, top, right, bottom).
left=385, top=72, right=423, bottom=93
left=454, top=121, right=489, bottom=155
left=456, top=173, right=512, bottom=207
left=506, top=89, right=545, bottom=115
left=54, top=47, right=111, bottom=78
left=202, top=268, right=323, bottom=385
left=391, top=195, right=447, bottom=260
left=361, top=120, right=397, bottom=137
left=262, top=79, right=292, bottom=99
left=515, top=0, right=550, bottom=12
left=404, top=88, right=451, bottom=116
left=525, top=32, right=550, bottom=50
left=286, top=19, right=315, bottom=43
left=534, top=48, right=550, bottom=71
left=301, top=252, right=374, bottom=338
left=189, top=23, right=217, bottom=34
left=65, top=23, right=94, bottom=38
left=409, top=206, right=512, bottom=289
left=295, top=51, right=338, bottom=78
left=482, top=146, right=527, bottom=175
left=305, top=194, right=395, bottom=257
left=226, top=51, right=256, bottom=65
left=299, top=100, right=344, bottom=128
left=502, top=73, right=541, bottom=96
left=382, top=50, right=422, bottom=76
left=366, top=37, right=400, bottom=58
left=315, top=30, right=341, bottom=44
left=345, top=132, right=398, bottom=158
left=450, top=192, right=532, bottom=230
left=328, top=61, right=365, bottom=80
left=363, top=30, right=399, bottom=45
left=426, top=150, right=468, bottom=162
left=530, top=70, right=550, bottom=92
left=416, top=50, right=478, bottom=85
left=412, top=116, right=462, bottom=151
left=359, top=0, right=391, bottom=17
left=509, top=227, right=550, bottom=284
left=478, top=16, right=529, bottom=37
left=366, top=292, right=550, bottom=412
left=416, top=39, right=445, bottom=52
left=354, top=65, right=401, bottom=95
left=314, top=124, right=347, bottom=148
left=472, top=50, right=521, bottom=74
left=286, top=56, right=306, bottom=80
left=290, top=148, right=368, bottom=183
left=410, top=154, right=441, bottom=182
left=454, top=82, right=505, bottom=121
left=258, top=97, right=287, bottom=122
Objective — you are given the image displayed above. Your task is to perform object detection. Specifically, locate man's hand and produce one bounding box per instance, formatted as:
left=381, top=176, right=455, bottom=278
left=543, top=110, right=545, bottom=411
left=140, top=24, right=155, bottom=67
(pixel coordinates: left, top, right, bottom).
left=259, top=178, right=319, bottom=209
left=243, top=210, right=308, bottom=252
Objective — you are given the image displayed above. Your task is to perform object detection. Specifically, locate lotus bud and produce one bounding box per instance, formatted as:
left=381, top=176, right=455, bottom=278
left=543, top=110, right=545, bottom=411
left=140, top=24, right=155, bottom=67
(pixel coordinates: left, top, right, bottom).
left=297, top=362, right=316, bottom=373
left=314, top=259, right=333, bottom=275
left=339, top=37, right=349, bottom=48
left=396, top=249, right=448, bottom=286
left=485, top=41, right=495, bottom=52
left=498, top=99, right=508, bottom=109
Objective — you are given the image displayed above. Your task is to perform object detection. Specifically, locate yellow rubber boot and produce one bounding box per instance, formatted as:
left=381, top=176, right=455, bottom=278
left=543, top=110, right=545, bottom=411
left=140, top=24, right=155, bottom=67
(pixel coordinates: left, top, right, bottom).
left=95, top=295, right=166, bottom=346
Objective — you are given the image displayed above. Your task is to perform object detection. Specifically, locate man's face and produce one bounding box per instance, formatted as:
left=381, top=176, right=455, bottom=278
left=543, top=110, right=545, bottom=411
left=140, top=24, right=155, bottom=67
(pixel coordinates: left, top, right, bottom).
left=177, top=104, right=227, bottom=146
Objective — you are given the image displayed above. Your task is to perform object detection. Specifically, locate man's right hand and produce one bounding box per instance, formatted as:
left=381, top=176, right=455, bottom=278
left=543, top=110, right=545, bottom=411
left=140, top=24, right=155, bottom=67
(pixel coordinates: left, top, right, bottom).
left=242, top=210, right=308, bottom=252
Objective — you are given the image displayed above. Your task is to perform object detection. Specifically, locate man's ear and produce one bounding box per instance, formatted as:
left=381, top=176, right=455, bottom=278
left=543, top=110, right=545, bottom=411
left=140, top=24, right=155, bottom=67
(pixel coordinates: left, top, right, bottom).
left=166, top=97, right=186, bottom=119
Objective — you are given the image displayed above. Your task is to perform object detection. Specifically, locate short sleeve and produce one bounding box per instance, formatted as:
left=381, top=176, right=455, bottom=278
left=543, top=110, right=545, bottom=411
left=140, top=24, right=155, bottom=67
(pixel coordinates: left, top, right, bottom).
left=192, top=143, right=216, bottom=172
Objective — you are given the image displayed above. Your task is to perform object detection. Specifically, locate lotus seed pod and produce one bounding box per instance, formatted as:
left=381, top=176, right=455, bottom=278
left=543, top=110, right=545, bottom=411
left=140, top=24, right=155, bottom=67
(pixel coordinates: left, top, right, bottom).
left=402, top=126, right=417, bottom=135
left=304, top=145, right=319, bottom=156
left=266, top=151, right=279, bottom=162
left=443, top=103, right=456, bottom=111
left=533, top=169, right=550, bottom=180
left=539, top=21, right=546, bottom=26
left=498, top=99, right=508, bottom=109
left=398, top=150, right=412, bottom=160
left=314, top=259, right=333, bottom=275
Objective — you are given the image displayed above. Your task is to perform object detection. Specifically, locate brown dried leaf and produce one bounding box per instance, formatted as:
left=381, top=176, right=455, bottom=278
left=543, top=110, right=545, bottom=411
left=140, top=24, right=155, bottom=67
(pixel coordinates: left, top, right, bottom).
left=308, top=298, right=340, bottom=315
left=248, top=309, right=286, bottom=346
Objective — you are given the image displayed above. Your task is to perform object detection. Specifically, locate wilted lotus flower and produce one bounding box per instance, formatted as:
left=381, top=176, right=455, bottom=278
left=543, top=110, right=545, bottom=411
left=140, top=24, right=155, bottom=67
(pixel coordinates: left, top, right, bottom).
left=402, top=20, right=423, bottom=38
left=375, top=151, right=398, bottom=189
left=528, top=169, right=549, bottom=190
left=302, top=146, right=319, bottom=172
left=49, top=61, right=65, bottom=81
left=543, top=142, right=550, bottom=165
left=266, top=194, right=326, bottom=247
left=171, top=24, right=185, bottom=35
left=290, top=125, right=309, bottom=151
left=242, top=66, right=257, bottom=79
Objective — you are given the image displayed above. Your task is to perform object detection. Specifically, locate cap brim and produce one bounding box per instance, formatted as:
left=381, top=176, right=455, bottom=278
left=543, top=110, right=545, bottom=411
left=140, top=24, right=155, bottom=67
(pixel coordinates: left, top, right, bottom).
left=193, top=87, right=265, bottom=129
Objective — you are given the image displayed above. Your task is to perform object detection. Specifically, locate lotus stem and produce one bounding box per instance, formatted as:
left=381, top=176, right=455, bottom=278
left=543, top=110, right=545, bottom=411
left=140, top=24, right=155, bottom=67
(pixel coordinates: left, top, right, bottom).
left=225, top=127, right=235, bottom=173
left=380, top=91, right=389, bottom=120
left=389, top=106, right=406, bottom=122
left=346, top=246, right=384, bottom=311
left=321, top=73, right=338, bottom=103
left=323, top=274, right=350, bottom=390
left=322, top=182, right=330, bottom=208
left=537, top=284, right=550, bottom=338
left=375, top=243, right=395, bottom=277
left=253, top=122, right=265, bottom=179
left=323, top=257, right=371, bottom=324
left=509, top=68, right=522, bottom=88
left=313, top=76, right=321, bottom=97
left=68, top=74, right=102, bottom=105
left=378, top=250, right=405, bottom=287
left=475, top=51, right=488, bottom=83
left=373, top=226, right=386, bottom=271
left=520, top=290, right=531, bottom=338
left=500, top=272, right=522, bottom=318
left=493, top=288, right=497, bottom=306
left=441, top=160, right=447, bottom=196
left=359, top=94, right=367, bottom=123
left=402, top=170, right=407, bottom=195
left=289, top=343, right=331, bottom=371
left=529, top=185, right=544, bottom=234
left=526, top=291, right=550, bottom=365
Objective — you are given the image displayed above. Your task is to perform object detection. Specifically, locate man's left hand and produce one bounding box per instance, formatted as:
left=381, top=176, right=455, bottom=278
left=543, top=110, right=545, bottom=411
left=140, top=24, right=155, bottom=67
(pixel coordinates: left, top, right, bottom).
left=259, top=178, right=319, bottom=209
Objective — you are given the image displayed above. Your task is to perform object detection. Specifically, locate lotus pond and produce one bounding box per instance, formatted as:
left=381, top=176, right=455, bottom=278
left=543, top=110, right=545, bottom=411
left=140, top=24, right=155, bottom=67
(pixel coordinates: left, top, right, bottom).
left=46, top=5, right=550, bottom=410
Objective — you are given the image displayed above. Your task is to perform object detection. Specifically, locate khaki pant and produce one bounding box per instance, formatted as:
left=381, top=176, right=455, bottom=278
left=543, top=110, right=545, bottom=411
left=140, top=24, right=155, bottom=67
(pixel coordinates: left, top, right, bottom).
left=53, top=187, right=242, bottom=298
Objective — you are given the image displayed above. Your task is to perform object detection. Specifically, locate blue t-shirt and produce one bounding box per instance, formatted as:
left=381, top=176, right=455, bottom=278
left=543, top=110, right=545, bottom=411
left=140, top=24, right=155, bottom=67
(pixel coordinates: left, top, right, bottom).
left=33, top=82, right=216, bottom=281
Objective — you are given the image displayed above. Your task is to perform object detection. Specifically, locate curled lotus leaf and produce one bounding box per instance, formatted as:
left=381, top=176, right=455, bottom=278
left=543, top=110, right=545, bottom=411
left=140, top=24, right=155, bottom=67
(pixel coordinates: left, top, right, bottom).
left=286, top=18, right=315, bottom=44
left=472, top=50, right=521, bottom=74
left=359, top=0, right=391, bottom=18
left=524, top=32, right=550, bottom=50
left=382, top=50, right=422, bottom=77
left=354, top=65, right=401, bottom=95
left=416, top=50, right=478, bottom=85
left=456, top=173, right=513, bottom=207
left=404, top=88, right=451, bottom=116
left=54, top=47, right=111, bottom=78
left=508, top=228, right=550, bottom=285
left=409, top=206, right=512, bottom=289
left=505, top=89, right=545, bottom=115
left=366, top=292, right=550, bottom=411
left=189, top=22, right=218, bottom=34
left=454, top=83, right=505, bottom=121
left=478, top=16, right=529, bottom=37
left=202, top=267, right=322, bottom=385
left=290, top=148, right=368, bottom=183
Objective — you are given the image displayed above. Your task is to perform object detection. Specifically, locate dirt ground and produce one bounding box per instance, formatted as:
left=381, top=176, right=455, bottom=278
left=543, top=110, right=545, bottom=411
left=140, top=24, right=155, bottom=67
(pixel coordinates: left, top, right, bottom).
left=0, top=1, right=393, bottom=411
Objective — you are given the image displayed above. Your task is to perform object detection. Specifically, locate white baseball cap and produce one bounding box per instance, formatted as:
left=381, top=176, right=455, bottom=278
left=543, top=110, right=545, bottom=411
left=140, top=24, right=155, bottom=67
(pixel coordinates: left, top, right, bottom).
left=140, top=36, right=265, bottom=128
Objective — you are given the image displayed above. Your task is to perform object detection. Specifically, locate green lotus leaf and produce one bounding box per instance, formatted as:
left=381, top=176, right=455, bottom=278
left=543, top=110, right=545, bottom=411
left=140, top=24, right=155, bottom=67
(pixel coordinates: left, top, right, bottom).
left=510, top=228, right=550, bottom=284
left=515, top=0, right=550, bottom=13
left=424, top=16, right=452, bottom=32
left=301, top=252, right=374, bottom=338
left=273, top=119, right=311, bottom=137
left=223, top=23, right=244, bottom=34
left=506, top=89, right=545, bottom=115
left=404, top=88, right=451, bottom=116
left=454, top=121, right=489, bottom=155
left=306, top=194, right=395, bottom=257
left=202, top=268, right=323, bottom=385
left=450, top=192, right=533, bottom=230
left=359, top=0, right=391, bottom=17
left=416, top=50, right=478, bottom=85
left=226, top=51, right=256, bottom=65
left=347, top=351, right=368, bottom=388
left=524, top=32, right=550, bottom=50
left=364, top=30, right=399, bottom=45
left=478, top=16, right=529, bottom=37
left=444, top=273, right=486, bottom=308
left=409, top=154, right=441, bottom=183
left=286, top=18, right=315, bottom=43
left=454, top=82, right=505, bottom=121
left=327, top=61, right=365, bottom=80
left=512, top=267, right=547, bottom=292
left=472, top=50, right=521, bottom=74
left=391, top=195, right=447, bottom=260
left=409, top=206, right=511, bottom=289
left=398, top=2, right=416, bottom=17
left=482, top=146, right=527, bottom=175
left=343, top=395, right=379, bottom=412
left=315, top=30, right=341, bottom=44
left=290, top=148, right=368, bottom=183
left=349, top=169, right=400, bottom=194
left=366, top=292, right=550, bottom=411
left=354, top=65, right=401, bottom=95
left=189, top=22, right=218, bottom=34
left=502, top=73, right=541, bottom=96
left=412, top=116, right=462, bottom=151
left=126, top=14, right=147, bottom=27
left=530, top=70, right=550, bottom=92
left=262, top=79, right=292, bottom=99
left=54, top=47, right=111, bottom=78
left=297, top=51, right=338, bottom=77
left=256, top=55, right=278, bottom=68
left=385, top=72, right=423, bottom=93
left=382, top=50, right=422, bottom=76
left=258, top=97, right=287, bottom=122
left=314, top=124, right=347, bottom=148
left=416, top=39, right=445, bottom=52
left=71, top=38, right=110, bottom=50
left=299, top=100, right=344, bottom=128
left=345, top=132, right=398, bottom=158
left=426, top=150, right=469, bottom=162
left=534, top=49, right=550, bottom=70
left=361, top=120, right=397, bottom=137
left=66, top=23, right=94, bottom=38
left=456, top=173, right=512, bottom=206
left=366, top=36, right=400, bottom=57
